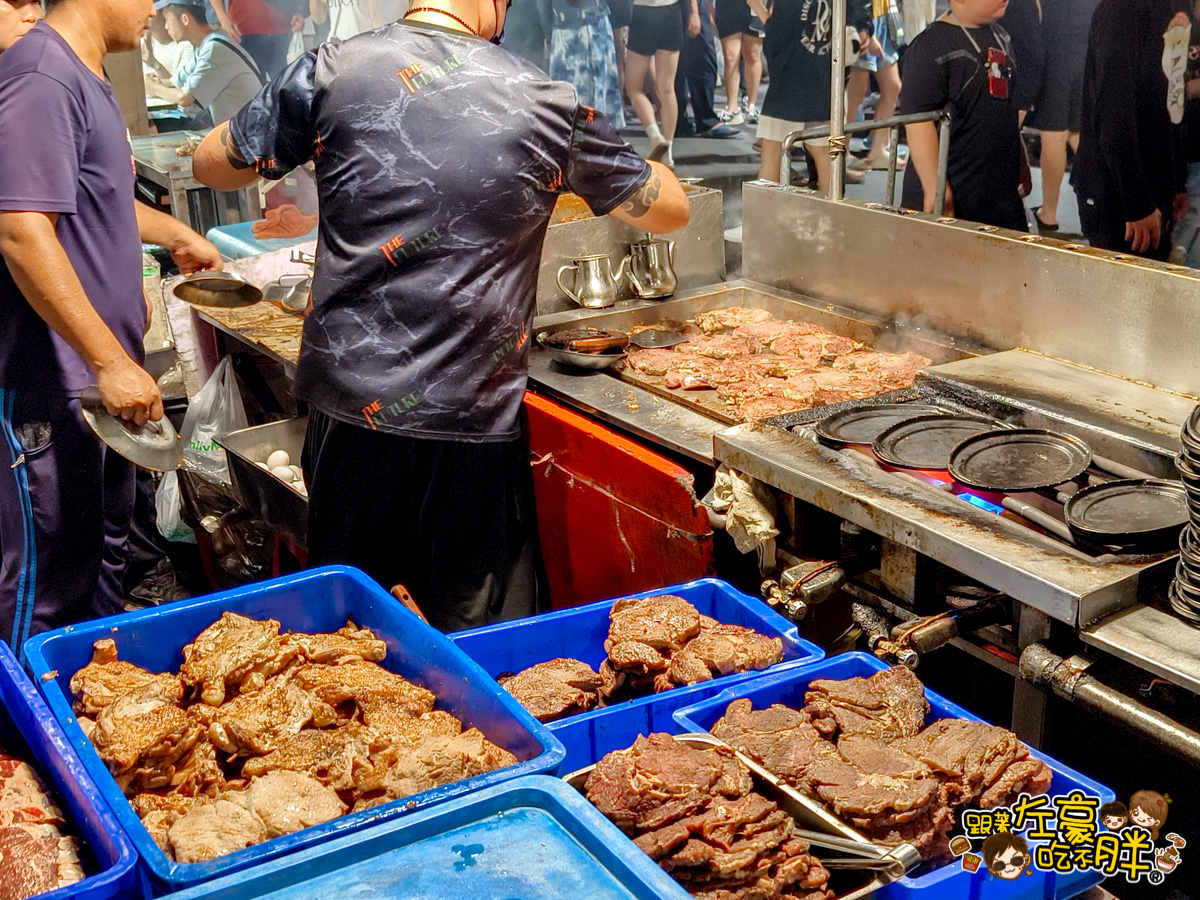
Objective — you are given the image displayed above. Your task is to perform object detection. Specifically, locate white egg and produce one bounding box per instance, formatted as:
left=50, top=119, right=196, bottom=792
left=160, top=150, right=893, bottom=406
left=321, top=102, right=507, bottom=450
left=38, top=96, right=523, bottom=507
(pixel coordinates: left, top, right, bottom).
left=267, top=449, right=291, bottom=469
left=257, top=462, right=270, bottom=470
left=289, top=465, right=304, bottom=483
left=270, top=465, right=295, bottom=482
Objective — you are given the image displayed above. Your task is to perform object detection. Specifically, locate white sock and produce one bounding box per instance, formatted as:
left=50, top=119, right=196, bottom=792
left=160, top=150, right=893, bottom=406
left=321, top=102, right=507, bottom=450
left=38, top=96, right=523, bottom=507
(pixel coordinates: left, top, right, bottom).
left=646, top=123, right=664, bottom=144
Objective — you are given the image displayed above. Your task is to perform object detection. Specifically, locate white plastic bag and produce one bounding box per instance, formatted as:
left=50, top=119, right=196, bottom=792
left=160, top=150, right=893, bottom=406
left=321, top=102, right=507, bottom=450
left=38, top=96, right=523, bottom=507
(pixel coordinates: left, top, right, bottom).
left=178, top=356, right=248, bottom=485
left=155, top=470, right=195, bottom=544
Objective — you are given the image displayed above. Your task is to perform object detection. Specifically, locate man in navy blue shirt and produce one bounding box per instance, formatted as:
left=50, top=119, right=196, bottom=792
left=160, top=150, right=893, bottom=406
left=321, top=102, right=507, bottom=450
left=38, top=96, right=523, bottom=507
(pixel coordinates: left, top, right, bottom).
left=0, top=0, right=222, bottom=654
left=194, top=0, right=689, bottom=630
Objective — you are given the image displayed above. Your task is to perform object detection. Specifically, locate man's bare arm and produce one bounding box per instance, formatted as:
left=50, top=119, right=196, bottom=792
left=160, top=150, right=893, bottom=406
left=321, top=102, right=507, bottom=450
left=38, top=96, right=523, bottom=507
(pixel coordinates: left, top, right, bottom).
left=607, top=162, right=690, bottom=233
left=0, top=211, right=162, bottom=424
left=194, top=122, right=261, bottom=191
left=135, top=203, right=223, bottom=273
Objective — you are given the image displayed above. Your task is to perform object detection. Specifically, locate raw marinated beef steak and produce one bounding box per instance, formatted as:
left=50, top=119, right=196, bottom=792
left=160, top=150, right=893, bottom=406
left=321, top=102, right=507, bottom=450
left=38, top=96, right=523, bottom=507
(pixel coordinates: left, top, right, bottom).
left=586, top=734, right=833, bottom=900
left=804, top=665, right=929, bottom=742
left=0, top=747, right=84, bottom=900
left=498, top=658, right=604, bottom=722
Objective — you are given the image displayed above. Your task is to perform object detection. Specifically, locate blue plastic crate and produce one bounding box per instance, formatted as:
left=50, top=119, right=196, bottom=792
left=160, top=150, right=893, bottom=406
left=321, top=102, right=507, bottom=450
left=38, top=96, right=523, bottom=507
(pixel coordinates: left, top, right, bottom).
left=0, top=641, right=141, bottom=900
left=161, top=776, right=686, bottom=900
left=24, top=566, right=565, bottom=896
left=450, top=577, right=823, bottom=771
left=673, top=653, right=1116, bottom=900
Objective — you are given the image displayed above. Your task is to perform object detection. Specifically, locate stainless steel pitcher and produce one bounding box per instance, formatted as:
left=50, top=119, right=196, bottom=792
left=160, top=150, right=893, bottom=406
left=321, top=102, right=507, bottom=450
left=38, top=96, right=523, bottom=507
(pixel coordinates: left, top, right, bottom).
left=627, top=234, right=677, bottom=299
left=556, top=254, right=630, bottom=309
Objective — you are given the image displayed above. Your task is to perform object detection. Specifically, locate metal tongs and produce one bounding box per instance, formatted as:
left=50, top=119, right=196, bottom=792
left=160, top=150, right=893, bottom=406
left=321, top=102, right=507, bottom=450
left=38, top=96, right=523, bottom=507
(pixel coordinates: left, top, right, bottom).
left=791, top=828, right=920, bottom=880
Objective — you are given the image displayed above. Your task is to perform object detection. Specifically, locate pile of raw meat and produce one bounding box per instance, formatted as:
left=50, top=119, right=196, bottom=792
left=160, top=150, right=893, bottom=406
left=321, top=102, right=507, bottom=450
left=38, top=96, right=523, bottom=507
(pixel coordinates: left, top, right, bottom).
left=622, top=307, right=931, bottom=422
left=499, top=594, right=784, bottom=722
left=69, top=613, right=517, bottom=864
left=0, top=746, right=84, bottom=900
left=586, top=734, right=833, bottom=900
left=711, top=666, right=1053, bottom=861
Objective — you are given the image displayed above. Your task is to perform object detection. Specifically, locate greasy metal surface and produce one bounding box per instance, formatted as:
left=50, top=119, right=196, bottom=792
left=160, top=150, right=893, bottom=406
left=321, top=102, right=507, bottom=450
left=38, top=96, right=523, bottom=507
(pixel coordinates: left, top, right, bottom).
left=536, top=187, right=724, bottom=315
left=528, top=281, right=969, bottom=462
left=1083, top=604, right=1200, bottom=695
left=742, top=185, right=1200, bottom=397
left=920, top=350, right=1196, bottom=458
left=714, top=423, right=1176, bottom=625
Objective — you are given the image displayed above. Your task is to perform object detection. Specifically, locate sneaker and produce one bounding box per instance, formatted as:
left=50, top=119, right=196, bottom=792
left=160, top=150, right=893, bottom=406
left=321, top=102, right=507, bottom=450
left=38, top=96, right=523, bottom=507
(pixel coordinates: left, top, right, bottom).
left=718, top=108, right=745, bottom=126
left=647, top=137, right=671, bottom=162
left=723, top=224, right=743, bottom=242
left=745, top=103, right=759, bottom=124
left=662, top=146, right=675, bottom=169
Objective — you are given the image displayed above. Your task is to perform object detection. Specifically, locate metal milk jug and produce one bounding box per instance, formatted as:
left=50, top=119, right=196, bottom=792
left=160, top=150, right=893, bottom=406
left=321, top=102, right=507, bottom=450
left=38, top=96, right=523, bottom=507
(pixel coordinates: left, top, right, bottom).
left=627, top=234, right=677, bottom=299
left=556, top=253, right=630, bottom=309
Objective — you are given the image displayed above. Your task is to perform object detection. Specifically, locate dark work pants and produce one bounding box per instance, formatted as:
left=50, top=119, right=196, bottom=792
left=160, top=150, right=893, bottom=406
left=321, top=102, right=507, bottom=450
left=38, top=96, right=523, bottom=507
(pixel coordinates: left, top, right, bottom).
left=240, top=33, right=290, bottom=80
left=0, top=390, right=134, bottom=658
left=1076, top=192, right=1173, bottom=262
left=301, top=409, right=545, bottom=633
left=675, top=0, right=719, bottom=137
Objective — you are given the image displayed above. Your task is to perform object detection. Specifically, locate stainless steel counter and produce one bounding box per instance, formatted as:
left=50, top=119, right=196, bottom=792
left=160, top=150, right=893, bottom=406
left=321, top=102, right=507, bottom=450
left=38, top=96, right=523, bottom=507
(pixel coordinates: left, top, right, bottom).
left=715, top=421, right=1175, bottom=627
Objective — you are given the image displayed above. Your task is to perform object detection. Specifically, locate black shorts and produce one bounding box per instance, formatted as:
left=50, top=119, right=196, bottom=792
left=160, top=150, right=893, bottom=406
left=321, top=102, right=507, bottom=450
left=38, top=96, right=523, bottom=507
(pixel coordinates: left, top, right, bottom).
left=714, top=0, right=764, bottom=39
left=301, top=409, right=544, bottom=632
left=609, top=0, right=634, bottom=31
left=628, top=2, right=684, bottom=55
left=1027, top=57, right=1085, bottom=133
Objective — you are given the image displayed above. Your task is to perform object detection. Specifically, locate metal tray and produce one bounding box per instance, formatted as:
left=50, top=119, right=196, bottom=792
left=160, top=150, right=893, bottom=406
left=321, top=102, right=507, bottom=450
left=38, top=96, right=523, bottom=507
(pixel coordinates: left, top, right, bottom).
left=218, top=417, right=308, bottom=548
left=538, top=289, right=967, bottom=428
left=562, top=733, right=921, bottom=900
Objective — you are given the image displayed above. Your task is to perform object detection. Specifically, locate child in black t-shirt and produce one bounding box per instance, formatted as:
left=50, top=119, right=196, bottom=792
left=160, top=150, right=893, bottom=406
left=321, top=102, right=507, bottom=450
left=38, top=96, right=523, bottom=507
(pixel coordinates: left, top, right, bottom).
left=898, top=0, right=1031, bottom=230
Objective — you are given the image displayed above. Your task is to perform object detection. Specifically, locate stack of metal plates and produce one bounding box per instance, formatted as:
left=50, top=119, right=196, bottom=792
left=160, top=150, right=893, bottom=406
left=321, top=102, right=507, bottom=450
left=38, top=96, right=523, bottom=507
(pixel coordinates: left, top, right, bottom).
left=1171, top=406, right=1200, bottom=624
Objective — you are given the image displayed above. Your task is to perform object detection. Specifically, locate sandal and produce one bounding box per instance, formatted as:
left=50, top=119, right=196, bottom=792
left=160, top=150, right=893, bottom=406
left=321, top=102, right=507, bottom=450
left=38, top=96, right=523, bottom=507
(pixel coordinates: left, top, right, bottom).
left=1033, top=207, right=1059, bottom=232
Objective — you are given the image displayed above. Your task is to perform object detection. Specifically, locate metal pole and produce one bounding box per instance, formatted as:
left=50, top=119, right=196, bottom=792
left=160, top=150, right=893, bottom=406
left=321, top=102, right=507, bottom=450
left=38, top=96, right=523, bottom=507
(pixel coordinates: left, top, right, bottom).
left=828, top=0, right=847, bottom=200
left=885, top=125, right=899, bottom=205
left=934, top=108, right=951, bottom=216
left=1020, top=644, right=1200, bottom=764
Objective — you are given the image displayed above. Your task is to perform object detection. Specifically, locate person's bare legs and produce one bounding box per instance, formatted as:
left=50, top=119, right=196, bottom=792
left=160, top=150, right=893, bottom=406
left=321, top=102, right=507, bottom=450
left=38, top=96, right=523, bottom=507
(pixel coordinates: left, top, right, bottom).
left=806, top=140, right=830, bottom=191
left=846, top=67, right=870, bottom=123
left=1037, top=130, right=1069, bottom=226
left=614, top=26, right=629, bottom=103
left=720, top=33, right=742, bottom=113
left=654, top=48, right=681, bottom=154
left=759, top=139, right=782, bottom=182
left=864, top=60, right=901, bottom=166
left=626, top=51, right=656, bottom=128
left=743, top=34, right=762, bottom=109
left=758, top=139, right=828, bottom=191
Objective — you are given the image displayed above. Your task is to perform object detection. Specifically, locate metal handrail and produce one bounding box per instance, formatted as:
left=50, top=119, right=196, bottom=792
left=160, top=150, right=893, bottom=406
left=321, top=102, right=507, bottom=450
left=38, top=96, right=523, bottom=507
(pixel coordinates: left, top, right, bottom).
left=780, top=107, right=953, bottom=213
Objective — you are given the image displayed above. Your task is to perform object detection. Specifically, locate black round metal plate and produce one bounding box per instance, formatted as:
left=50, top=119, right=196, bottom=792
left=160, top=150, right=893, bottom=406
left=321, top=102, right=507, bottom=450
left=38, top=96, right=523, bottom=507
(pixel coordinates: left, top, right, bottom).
left=1066, top=479, right=1188, bottom=543
left=816, top=404, right=950, bottom=449
left=948, top=429, right=1092, bottom=492
left=872, top=414, right=998, bottom=471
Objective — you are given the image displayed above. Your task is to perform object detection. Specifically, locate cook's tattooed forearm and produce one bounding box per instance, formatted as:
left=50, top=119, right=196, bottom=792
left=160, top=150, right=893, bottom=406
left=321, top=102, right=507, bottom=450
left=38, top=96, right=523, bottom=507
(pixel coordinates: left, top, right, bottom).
left=220, top=125, right=252, bottom=170
left=621, top=170, right=662, bottom=218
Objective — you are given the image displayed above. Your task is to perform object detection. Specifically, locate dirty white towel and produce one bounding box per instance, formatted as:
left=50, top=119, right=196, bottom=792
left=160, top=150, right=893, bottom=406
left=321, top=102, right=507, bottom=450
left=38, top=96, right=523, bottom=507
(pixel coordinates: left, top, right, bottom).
left=708, top=465, right=779, bottom=571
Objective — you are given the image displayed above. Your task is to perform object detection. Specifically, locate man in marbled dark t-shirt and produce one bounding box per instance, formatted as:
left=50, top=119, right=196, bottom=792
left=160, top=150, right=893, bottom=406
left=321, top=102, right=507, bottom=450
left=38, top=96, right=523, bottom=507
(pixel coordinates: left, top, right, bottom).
left=195, top=0, right=689, bottom=630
